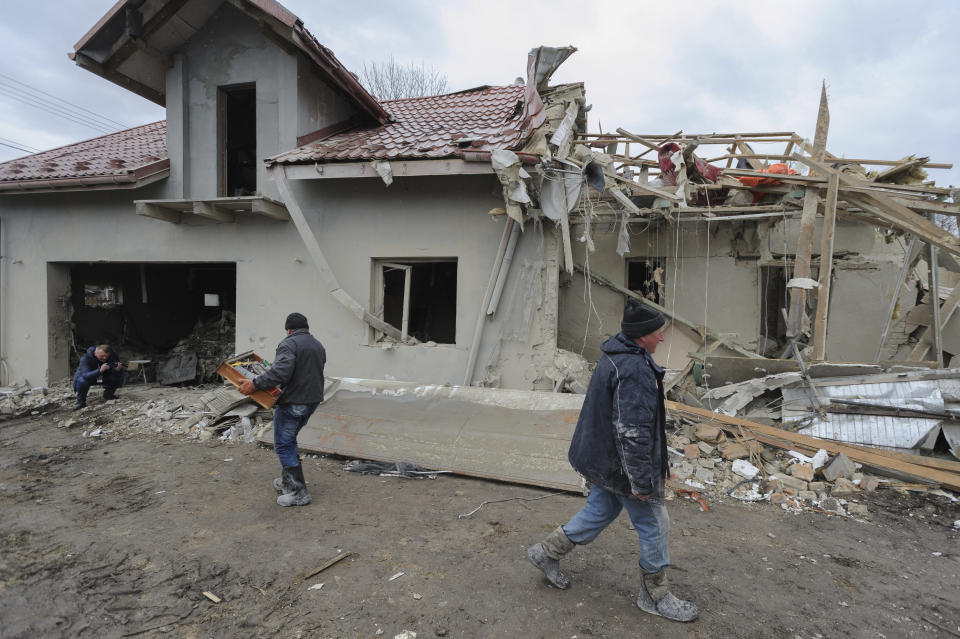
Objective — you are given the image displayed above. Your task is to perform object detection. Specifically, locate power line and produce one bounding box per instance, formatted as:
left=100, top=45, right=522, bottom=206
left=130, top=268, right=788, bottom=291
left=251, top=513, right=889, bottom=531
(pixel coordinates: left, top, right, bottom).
left=0, top=140, right=35, bottom=154
left=0, top=72, right=131, bottom=130
left=0, top=86, right=117, bottom=134
left=0, top=82, right=120, bottom=134
left=0, top=136, right=40, bottom=153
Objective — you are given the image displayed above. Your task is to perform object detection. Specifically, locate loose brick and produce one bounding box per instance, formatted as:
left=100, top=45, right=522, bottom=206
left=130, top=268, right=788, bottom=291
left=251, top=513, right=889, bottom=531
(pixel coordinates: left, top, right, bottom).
left=695, top=425, right=722, bottom=443
left=831, top=477, right=859, bottom=496
left=789, top=463, right=815, bottom=482
left=720, top=442, right=750, bottom=460
left=860, top=476, right=880, bottom=492
left=772, top=473, right=808, bottom=492
left=684, top=443, right=700, bottom=459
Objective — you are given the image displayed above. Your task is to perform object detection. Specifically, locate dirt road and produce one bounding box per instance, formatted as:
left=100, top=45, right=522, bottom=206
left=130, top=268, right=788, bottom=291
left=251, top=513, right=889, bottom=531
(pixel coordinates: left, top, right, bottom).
left=1, top=403, right=958, bottom=638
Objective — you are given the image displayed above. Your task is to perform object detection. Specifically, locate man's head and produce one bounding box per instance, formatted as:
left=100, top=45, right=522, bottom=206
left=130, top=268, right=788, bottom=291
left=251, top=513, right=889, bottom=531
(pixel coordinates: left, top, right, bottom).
left=621, top=299, right=666, bottom=353
left=94, top=344, right=113, bottom=362
left=284, top=312, right=309, bottom=334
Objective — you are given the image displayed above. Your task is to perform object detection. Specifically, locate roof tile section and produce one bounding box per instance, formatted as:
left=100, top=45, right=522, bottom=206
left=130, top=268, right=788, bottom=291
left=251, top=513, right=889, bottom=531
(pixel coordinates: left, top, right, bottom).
left=271, top=84, right=532, bottom=164
left=0, top=121, right=167, bottom=184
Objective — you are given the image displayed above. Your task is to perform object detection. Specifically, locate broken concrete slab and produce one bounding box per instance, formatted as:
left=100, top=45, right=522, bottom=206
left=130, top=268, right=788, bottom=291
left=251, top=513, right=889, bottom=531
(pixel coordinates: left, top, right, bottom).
left=258, top=378, right=585, bottom=493
left=823, top=453, right=857, bottom=482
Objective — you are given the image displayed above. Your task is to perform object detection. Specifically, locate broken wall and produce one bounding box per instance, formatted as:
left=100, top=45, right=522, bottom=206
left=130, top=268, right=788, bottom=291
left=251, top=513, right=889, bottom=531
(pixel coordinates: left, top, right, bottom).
left=558, top=213, right=911, bottom=367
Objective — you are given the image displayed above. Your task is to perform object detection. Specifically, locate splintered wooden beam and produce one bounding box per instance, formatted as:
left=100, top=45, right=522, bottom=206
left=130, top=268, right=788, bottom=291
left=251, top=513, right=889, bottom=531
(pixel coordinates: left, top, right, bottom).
left=796, top=154, right=960, bottom=259
left=193, top=201, right=234, bottom=222
left=135, top=201, right=181, bottom=224
left=811, top=173, right=840, bottom=360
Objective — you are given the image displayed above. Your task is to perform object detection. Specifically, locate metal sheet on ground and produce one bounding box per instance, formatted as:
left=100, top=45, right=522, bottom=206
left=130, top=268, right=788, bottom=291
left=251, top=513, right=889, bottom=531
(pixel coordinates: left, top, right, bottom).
left=260, top=384, right=584, bottom=492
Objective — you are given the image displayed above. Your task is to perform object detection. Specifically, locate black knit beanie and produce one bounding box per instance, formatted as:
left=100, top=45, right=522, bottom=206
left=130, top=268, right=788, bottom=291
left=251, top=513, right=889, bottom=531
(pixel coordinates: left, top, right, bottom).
left=285, top=312, right=309, bottom=330
left=621, top=298, right=665, bottom=338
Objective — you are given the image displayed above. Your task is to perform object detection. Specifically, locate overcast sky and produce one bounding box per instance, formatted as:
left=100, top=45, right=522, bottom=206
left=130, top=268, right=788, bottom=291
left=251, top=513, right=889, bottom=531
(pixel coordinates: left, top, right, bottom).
left=0, top=0, right=957, bottom=188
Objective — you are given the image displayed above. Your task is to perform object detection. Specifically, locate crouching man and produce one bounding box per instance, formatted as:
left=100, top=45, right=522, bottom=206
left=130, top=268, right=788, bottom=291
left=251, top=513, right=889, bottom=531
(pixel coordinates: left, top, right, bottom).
left=73, top=344, right=123, bottom=410
left=527, top=298, right=698, bottom=622
left=238, top=312, right=326, bottom=507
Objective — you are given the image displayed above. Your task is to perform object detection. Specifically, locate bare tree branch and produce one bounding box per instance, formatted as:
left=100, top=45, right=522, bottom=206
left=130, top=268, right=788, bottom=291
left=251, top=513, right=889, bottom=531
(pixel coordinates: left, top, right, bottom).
left=359, top=56, right=449, bottom=100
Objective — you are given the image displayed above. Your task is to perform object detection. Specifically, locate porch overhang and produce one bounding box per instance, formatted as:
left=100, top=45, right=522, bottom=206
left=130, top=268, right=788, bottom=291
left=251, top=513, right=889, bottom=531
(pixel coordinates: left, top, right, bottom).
left=134, top=195, right=289, bottom=224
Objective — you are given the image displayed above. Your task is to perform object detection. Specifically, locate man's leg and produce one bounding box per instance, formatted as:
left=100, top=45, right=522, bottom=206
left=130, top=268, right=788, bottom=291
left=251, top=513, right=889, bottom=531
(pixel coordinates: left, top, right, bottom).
left=275, top=403, right=317, bottom=507
left=73, top=378, right=92, bottom=409
left=103, top=370, right=123, bottom=400
left=622, top=498, right=697, bottom=622
left=528, top=484, right=623, bottom=589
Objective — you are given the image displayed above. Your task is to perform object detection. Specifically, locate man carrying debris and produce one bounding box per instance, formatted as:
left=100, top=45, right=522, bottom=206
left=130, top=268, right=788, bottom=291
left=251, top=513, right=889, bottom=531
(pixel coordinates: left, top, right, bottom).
left=72, top=344, right=123, bottom=410
left=527, top=298, right=698, bottom=622
left=237, top=312, right=325, bottom=507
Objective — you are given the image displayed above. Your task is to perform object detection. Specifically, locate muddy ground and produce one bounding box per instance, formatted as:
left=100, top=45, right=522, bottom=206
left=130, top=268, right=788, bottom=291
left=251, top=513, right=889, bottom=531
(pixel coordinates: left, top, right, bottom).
left=1, top=387, right=959, bottom=639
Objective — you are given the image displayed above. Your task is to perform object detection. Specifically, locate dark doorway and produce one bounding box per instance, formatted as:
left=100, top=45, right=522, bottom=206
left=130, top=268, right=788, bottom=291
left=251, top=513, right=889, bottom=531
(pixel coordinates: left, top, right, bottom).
left=69, top=263, right=236, bottom=381
left=220, top=84, right=256, bottom=196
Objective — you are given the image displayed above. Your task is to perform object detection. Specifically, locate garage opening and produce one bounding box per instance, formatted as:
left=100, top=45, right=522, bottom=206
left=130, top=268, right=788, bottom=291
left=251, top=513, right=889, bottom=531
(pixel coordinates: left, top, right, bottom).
left=64, top=263, right=236, bottom=384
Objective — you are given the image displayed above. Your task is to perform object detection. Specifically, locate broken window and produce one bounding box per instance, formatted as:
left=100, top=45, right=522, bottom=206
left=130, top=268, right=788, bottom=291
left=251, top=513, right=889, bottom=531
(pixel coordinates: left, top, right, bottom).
left=759, top=266, right=788, bottom=356
left=219, top=84, right=257, bottom=197
left=83, top=283, right=123, bottom=308
left=627, top=258, right=666, bottom=305
left=374, top=260, right=457, bottom=344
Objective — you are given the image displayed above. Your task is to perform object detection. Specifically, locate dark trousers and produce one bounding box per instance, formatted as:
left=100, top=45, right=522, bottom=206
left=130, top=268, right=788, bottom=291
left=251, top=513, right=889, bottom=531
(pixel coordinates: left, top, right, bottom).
left=74, top=370, right=124, bottom=403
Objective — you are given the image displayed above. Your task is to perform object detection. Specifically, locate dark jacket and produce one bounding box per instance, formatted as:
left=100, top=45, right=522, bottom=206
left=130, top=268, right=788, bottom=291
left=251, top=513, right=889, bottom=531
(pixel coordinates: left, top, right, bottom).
left=73, top=346, right=120, bottom=385
left=253, top=328, right=326, bottom=404
left=567, top=332, right=669, bottom=498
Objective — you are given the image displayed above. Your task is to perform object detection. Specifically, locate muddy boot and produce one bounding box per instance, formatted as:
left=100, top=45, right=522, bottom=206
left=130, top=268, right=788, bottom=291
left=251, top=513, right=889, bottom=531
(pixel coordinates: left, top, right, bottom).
left=636, top=568, right=698, bottom=622
left=527, top=526, right=575, bottom=589
left=273, top=471, right=294, bottom=494
left=276, top=465, right=311, bottom=507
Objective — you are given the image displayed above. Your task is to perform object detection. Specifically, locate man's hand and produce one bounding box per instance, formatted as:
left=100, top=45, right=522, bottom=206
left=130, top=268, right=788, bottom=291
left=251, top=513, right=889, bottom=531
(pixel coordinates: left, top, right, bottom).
left=116, top=363, right=123, bottom=371
left=99, top=363, right=110, bottom=373
left=237, top=379, right=255, bottom=396
left=632, top=492, right=651, bottom=501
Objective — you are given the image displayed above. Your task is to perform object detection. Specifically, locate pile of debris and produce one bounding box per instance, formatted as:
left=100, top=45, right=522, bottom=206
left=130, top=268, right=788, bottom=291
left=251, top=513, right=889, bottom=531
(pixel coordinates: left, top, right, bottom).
left=166, top=310, right=237, bottom=383
left=0, top=383, right=71, bottom=419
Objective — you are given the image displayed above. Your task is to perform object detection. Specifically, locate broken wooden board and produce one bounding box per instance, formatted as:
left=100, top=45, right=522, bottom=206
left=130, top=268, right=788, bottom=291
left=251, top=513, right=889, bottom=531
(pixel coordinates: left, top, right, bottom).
left=666, top=400, right=960, bottom=491
left=702, top=356, right=936, bottom=386
left=259, top=379, right=584, bottom=493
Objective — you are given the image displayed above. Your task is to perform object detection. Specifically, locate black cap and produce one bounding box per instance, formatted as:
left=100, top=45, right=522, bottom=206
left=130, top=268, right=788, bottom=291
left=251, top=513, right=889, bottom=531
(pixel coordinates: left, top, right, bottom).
left=621, top=298, right=665, bottom=338
left=285, top=312, right=309, bottom=330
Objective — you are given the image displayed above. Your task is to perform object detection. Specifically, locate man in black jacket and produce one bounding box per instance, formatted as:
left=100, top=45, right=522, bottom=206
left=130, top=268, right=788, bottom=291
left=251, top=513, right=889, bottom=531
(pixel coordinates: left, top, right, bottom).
left=527, top=299, right=698, bottom=622
left=238, top=312, right=326, bottom=507
left=72, top=344, right=123, bottom=410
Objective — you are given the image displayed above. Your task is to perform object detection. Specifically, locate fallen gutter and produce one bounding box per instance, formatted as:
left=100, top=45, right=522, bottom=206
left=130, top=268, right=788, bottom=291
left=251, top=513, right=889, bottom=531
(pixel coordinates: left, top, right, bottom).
left=463, top=218, right=515, bottom=385
left=269, top=164, right=409, bottom=342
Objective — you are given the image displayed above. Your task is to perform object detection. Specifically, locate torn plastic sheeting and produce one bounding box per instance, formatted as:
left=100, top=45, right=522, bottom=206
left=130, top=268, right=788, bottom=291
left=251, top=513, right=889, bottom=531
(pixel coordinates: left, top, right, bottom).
left=539, top=162, right=582, bottom=222
left=787, top=277, right=819, bottom=290
left=782, top=380, right=945, bottom=450
left=549, top=101, right=580, bottom=160
left=616, top=212, right=630, bottom=256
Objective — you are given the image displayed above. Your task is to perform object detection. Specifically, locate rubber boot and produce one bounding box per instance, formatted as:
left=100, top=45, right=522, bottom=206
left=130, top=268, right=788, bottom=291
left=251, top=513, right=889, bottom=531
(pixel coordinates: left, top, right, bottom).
left=636, top=568, right=698, bottom=622
left=527, top=526, right=574, bottom=589
left=273, top=471, right=294, bottom=494
left=276, top=465, right=311, bottom=507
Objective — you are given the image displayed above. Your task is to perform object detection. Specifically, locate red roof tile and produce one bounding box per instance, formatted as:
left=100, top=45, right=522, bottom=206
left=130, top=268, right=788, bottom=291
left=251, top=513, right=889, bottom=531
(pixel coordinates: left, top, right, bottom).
left=270, top=84, right=536, bottom=164
left=0, top=121, right=167, bottom=185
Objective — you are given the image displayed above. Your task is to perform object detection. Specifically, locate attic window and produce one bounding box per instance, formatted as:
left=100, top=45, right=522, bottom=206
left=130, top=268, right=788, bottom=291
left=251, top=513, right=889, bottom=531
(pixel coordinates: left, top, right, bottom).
left=219, top=84, right=257, bottom=197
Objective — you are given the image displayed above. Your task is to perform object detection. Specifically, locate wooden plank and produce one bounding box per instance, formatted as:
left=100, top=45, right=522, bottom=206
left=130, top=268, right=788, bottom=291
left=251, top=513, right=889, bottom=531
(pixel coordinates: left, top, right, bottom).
left=615, top=127, right=660, bottom=151
left=251, top=198, right=290, bottom=221
left=786, top=187, right=821, bottom=339
left=875, top=156, right=929, bottom=183
left=909, top=282, right=960, bottom=360
left=192, top=201, right=234, bottom=222
left=796, top=154, right=960, bottom=258
left=928, top=212, right=944, bottom=367
left=664, top=400, right=960, bottom=490
left=875, top=238, right=921, bottom=361
left=135, top=201, right=181, bottom=224
left=812, top=173, right=840, bottom=359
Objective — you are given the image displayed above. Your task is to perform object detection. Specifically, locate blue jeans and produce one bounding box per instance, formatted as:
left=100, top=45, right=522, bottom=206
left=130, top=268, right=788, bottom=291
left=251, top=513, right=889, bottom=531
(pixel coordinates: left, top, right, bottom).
left=73, top=370, right=124, bottom=404
left=562, top=483, right=670, bottom=574
left=273, top=402, right=319, bottom=467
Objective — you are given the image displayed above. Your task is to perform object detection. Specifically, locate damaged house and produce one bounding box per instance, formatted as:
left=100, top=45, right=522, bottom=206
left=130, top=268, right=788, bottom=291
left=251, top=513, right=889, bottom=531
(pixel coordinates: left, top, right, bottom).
left=1, top=0, right=959, bottom=465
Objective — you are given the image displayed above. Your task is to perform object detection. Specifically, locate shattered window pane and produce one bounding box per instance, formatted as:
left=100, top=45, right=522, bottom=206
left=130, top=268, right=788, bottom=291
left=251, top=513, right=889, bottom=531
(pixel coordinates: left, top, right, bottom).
left=83, top=284, right=123, bottom=308
left=376, top=260, right=457, bottom=344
